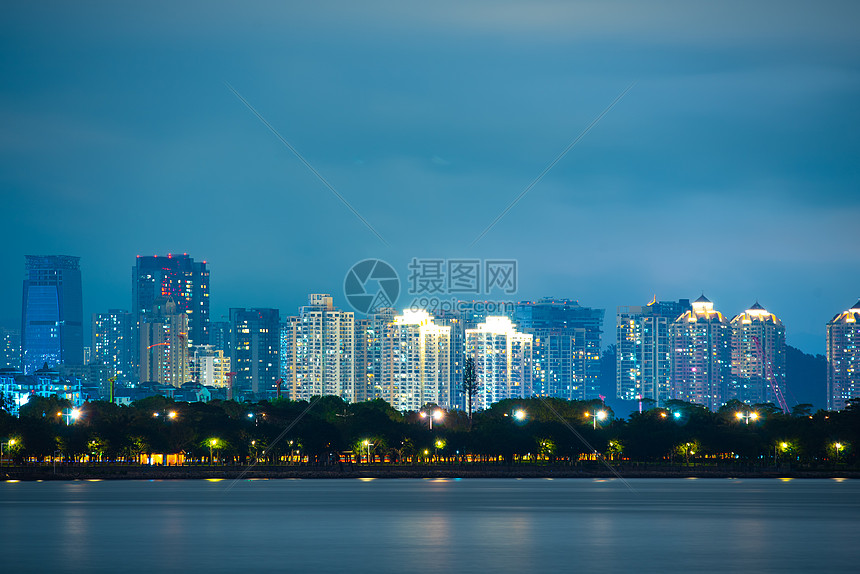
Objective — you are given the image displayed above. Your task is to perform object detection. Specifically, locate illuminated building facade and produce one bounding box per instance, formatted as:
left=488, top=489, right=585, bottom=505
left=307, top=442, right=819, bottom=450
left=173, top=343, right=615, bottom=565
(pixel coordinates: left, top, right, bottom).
left=139, top=299, right=190, bottom=388
left=434, top=310, right=467, bottom=410
left=92, top=309, right=135, bottom=384
left=353, top=308, right=395, bottom=403
left=381, top=310, right=451, bottom=412
left=1, top=328, right=21, bottom=370
left=21, top=255, right=84, bottom=374
left=282, top=295, right=353, bottom=401
left=669, top=295, right=731, bottom=411
left=229, top=307, right=280, bottom=397
left=466, top=316, right=533, bottom=411
left=0, top=366, right=83, bottom=416
left=730, top=302, right=786, bottom=405
left=616, top=298, right=691, bottom=404
left=190, top=344, right=231, bottom=388
left=132, top=254, right=210, bottom=366
left=827, top=299, right=860, bottom=411
left=514, top=298, right=604, bottom=400
left=210, top=321, right=231, bottom=355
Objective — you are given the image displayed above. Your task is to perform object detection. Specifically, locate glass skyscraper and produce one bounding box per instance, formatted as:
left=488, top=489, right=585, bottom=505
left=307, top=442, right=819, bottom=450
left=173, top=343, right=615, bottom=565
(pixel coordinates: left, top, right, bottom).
left=132, top=254, right=210, bottom=360
left=21, top=255, right=84, bottom=374
left=229, top=307, right=280, bottom=397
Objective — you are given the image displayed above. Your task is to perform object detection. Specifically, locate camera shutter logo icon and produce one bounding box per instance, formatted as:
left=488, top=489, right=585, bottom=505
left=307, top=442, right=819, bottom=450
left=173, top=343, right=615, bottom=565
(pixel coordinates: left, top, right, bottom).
left=344, top=259, right=400, bottom=314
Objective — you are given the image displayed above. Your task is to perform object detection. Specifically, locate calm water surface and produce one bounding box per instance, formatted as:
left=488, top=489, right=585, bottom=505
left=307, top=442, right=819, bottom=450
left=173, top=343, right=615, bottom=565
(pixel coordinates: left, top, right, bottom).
left=1, top=478, right=857, bottom=573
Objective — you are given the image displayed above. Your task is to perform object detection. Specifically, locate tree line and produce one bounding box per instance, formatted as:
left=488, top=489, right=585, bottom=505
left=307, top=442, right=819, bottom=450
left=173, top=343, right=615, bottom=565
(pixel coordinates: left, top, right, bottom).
left=0, top=394, right=857, bottom=467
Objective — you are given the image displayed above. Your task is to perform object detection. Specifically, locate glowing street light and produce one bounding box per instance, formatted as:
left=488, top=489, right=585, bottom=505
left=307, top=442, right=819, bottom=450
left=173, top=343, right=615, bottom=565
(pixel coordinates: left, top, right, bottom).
left=434, top=439, right=445, bottom=462
left=586, top=409, right=608, bottom=430
left=1, top=438, right=17, bottom=467
left=775, top=441, right=791, bottom=464
left=735, top=410, right=759, bottom=425
left=420, top=409, right=444, bottom=430
left=208, top=438, right=220, bottom=465
left=513, top=409, right=527, bottom=422
left=834, top=442, right=844, bottom=462
left=362, top=439, right=373, bottom=463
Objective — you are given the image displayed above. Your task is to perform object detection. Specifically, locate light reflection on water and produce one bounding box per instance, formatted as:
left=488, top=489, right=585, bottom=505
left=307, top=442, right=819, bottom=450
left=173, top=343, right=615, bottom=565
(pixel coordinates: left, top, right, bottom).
left=0, top=478, right=857, bottom=573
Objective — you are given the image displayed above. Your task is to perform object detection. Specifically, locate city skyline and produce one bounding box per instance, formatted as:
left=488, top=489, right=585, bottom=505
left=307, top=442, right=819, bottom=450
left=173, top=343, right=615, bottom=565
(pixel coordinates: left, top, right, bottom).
left=6, top=250, right=856, bottom=358
left=3, top=5, right=858, bottom=572
left=7, top=248, right=853, bottom=410
left=2, top=2, right=859, bottom=357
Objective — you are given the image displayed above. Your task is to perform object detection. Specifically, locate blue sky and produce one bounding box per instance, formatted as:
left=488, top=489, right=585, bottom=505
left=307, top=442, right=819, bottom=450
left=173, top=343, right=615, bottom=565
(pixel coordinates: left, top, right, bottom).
left=2, top=1, right=859, bottom=353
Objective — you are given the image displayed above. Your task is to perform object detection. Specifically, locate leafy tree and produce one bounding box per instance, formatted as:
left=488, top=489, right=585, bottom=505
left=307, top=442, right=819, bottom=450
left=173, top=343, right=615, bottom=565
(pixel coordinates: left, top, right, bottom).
left=462, top=357, right=478, bottom=421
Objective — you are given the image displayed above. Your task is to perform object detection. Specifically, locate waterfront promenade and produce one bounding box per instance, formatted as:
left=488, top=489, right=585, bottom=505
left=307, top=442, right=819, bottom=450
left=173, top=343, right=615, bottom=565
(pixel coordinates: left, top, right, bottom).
left=3, top=463, right=857, bottom=481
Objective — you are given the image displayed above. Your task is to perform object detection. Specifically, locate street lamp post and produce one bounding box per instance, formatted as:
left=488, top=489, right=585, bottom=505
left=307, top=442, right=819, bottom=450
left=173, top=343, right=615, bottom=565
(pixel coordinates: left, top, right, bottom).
left=420, top=409, right=444, bottom=430
left=363, top=440, right=373, bottom=464
left=209, top=438, right=219, bottom=465
left=835, top=442, right=844, bottom=463
left=586, top=409, right=608, bottom=430
left=735, top=410, right=759, bottom=425
left=775, top=442, right=789, bottom=465
left=1, top=439, right=17, bottom=467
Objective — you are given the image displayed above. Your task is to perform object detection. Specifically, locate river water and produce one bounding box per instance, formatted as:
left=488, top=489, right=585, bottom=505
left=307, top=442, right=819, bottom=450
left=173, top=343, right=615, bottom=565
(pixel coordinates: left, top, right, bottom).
left=0, top=478, right=856, bottom=573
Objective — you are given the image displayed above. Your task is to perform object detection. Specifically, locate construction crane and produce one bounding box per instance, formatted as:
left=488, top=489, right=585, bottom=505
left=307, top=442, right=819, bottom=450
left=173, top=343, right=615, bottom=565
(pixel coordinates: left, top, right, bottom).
left=752, top=335, right=790, bottom=414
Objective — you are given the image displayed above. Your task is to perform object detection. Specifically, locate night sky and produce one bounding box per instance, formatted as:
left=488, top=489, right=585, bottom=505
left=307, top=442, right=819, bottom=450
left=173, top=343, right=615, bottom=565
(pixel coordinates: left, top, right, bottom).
left=2, top=1, right=858, bottom=354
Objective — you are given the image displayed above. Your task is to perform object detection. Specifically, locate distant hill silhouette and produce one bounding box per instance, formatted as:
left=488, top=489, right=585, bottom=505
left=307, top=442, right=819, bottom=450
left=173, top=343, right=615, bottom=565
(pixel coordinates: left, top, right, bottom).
left=785, top=345, right=827, bottom=410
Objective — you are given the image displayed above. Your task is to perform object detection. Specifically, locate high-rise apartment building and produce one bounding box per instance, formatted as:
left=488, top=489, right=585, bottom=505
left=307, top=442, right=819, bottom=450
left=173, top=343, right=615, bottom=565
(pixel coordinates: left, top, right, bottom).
left=229, top=307, right=280, bottom=397
left=380, top=310, right=451, bottom=412
left=92, top=309, right=135, bottom=384
left=190, top=344, right=231, bottom=388
left=514, top=298, right=604, bottom=400
left=826, top=299, right=860, bottom=411
left=354, top=308, right=396, bottom=403
left=730, top=302, right=787, bottom=405
left=466, top=316, right=533, bottom=411
left=132, top=255, right=210, bottom=365
left=1, top=328, right=21, bottom=370
left=669, top=295, right=731, bottom=411
left=616, top=298, right=691, bottom=404
left=434, top=310, right=467, bottom=410
left=21, top=255, right=84, bottom=374
left=210, top=320, right=232, bottom=356
left=139, top=298, right=190, bottom=388
left=282, top=295, right=354, bottom=401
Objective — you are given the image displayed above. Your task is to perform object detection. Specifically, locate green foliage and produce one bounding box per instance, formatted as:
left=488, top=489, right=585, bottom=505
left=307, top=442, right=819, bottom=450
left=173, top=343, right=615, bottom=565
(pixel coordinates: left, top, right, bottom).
left=1, top=395, right=858, bottom=467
